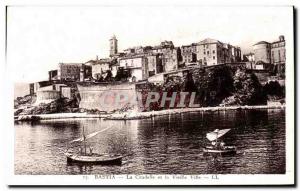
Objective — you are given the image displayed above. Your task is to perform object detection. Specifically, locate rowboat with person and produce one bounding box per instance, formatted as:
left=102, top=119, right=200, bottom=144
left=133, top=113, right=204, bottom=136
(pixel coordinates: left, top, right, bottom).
left=203, top=128, right=237, bottom=155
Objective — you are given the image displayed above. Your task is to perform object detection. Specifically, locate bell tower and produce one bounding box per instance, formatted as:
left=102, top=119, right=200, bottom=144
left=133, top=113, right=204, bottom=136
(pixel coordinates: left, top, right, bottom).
left=109, top=35, right=118, bottom=57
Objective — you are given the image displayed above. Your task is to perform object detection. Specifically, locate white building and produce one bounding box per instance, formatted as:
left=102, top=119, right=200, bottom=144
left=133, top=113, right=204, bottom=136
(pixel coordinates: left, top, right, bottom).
left=119, top=55, right=149, bottom=82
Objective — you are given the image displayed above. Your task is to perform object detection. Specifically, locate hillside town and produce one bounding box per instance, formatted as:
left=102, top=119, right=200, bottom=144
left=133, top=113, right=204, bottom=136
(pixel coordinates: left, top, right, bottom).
left=35, top=35, right=285, bottom=84
left=14, top=35, right=286, bottom=119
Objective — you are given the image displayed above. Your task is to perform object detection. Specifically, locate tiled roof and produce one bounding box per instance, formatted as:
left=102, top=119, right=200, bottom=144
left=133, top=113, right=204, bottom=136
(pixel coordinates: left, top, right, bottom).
left=198, top=38, right=222, bottom=45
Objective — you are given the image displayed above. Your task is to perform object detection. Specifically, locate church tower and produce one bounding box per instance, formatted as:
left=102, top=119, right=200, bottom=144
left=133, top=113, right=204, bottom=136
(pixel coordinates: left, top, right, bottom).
left=109, top=35, right=118, bottom=57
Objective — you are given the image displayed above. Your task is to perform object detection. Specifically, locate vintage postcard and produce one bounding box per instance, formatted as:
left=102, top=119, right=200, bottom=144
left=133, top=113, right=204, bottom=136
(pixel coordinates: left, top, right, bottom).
left=6, top=3, right=294, bottom=186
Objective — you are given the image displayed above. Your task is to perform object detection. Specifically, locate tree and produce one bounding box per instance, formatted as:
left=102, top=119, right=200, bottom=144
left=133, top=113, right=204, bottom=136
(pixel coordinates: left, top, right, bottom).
left=263, top=81, right=284, bottom=98
left=232, top=69, right=267, bottom=105
left=193, top=66, right=234, bottom=106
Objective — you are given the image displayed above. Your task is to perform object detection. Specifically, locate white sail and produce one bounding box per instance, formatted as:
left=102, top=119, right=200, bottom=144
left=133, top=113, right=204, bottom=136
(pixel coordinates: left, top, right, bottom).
left=70, top=126, right=113, bottom=143
left=206, top=128, right=231, bottom=142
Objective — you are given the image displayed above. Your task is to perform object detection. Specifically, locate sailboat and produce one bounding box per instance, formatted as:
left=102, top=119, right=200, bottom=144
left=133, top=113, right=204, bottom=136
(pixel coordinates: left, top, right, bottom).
left=65, top=126, right=122, bottom=165
left=203, top=128, right=236, bottom=155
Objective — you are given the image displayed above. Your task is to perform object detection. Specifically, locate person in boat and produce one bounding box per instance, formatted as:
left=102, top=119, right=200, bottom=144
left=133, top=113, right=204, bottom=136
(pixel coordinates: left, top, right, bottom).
left=211, top=141, right=217, bottom=147
left=211, top=140, right=225, bottom=149
left=220, top=141, right=225, bottom=149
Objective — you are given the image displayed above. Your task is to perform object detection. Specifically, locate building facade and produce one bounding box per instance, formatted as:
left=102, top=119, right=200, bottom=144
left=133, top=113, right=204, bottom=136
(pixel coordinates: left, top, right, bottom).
left=271, top=35, right=285, bottom=76
left=196, top=38, right=221, bottom=66
left=123, top=41, right=180, bottom=73
left=146, top=53, right=164, bottom=76
left=181, top=43, right=197, bottom=65
left=195, top=38, right=241, bottom=66
left=151, top=41, right=180, bottom=72
left=86, top=58, right=111, bottom=80
left=253, top=41, right=271, bottom=65
left=58, top=63, right=82, bottom=81
left=119, top=55, right=149, bottom=81
left=57, top=63, right=92, bottom=82
left=80, top=64, right=92, bottom=81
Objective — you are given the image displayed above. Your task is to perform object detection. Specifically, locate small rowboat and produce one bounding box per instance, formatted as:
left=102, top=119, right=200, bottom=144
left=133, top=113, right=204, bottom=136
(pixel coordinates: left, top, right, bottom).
left=203, top=128, right=237, bottom=156
left=65, top=152, right=122, bottom=165
left=203, top=146, right=237, bottom=155
left=66, top=125, right=122, bottom=165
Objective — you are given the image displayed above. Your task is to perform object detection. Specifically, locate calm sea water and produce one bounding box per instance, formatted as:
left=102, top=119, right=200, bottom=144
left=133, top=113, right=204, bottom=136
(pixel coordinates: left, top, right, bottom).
left=15, top=109, right=286, bottom=175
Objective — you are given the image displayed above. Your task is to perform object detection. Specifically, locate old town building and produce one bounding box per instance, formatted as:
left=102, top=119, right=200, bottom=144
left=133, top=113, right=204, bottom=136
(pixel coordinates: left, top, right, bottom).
left=119, top=54, right=149, bottom=82
left=86, top=57, right=111, bottom=80
left=56, top=63, right=92, bottom=82
left=181, top=43, right=197, bottom=66
left=252, top=35, right=285, bottom=74
left=146, top=53, right=164, bottom=76
left=124, top=46, right=153, bottom=55
left=151, top=41, right=181, bottom=72
left=271, top=35, right=285, bottom=75
left=196, top=38, right=241, bottom=66
left=253, top=41, right=271, bottom=70
left=58, top=63, right=82, bottom=81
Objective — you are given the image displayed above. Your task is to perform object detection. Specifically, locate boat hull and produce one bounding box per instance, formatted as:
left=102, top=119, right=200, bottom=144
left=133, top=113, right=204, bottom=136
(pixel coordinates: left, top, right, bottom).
left=65, top=153, right=122, bottom=165
left=203, top=146, right=237, bottom=155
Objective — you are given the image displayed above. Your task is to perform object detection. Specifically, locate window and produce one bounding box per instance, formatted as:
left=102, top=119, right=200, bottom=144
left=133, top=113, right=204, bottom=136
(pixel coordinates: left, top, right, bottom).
left=204, top=51, right=206, bottom=55
left=213, top=50, right=215, bottom=54
left=213, top=56, right=215, bottom=60
left=207, top=51, right=209, bottom=55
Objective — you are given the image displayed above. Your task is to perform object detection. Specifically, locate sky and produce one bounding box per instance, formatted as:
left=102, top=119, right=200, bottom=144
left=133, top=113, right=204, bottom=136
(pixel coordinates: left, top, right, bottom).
left=7, top=6, right=293, bottom=83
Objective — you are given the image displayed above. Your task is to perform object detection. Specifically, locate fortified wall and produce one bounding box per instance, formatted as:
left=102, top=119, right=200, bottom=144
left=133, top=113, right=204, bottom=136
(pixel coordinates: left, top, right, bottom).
left=77, top=82, right=140, bottom=112
left=35, top=90, right=61, bottom=104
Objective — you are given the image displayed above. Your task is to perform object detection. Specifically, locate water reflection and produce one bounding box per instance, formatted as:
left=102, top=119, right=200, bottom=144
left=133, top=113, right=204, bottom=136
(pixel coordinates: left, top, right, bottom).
left=15, top=109, right=285, bottom=175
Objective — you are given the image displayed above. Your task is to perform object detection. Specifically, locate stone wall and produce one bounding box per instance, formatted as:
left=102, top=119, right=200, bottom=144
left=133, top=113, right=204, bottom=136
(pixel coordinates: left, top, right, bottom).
left=77, top=83, right=139, bottom=112
left=36, top=90, right=60, bottom=104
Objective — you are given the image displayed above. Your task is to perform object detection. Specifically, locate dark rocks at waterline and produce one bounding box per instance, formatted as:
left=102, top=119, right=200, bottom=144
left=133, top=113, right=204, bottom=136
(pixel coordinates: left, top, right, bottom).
left=15, top=97, right=80, bottom=116
left=14, top=95, right=36, bottom=109
left=16, top=115, right=41, bottom=122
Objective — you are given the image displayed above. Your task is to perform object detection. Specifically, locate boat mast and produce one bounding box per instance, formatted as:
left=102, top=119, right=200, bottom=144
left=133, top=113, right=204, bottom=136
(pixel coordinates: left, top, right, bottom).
left=215, top=131, right=219, bottom=147
left=82, top=126, right=87, bottom=155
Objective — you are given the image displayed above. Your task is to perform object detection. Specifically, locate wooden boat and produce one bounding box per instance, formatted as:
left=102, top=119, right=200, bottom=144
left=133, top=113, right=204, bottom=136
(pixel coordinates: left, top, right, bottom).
left=203, top=128, right=236, bottom=156
left=65, top=152, right=122, bottom=165
left=65, top=125, right=122, bottom=165
left=203, top=146, right=237, bottom=155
